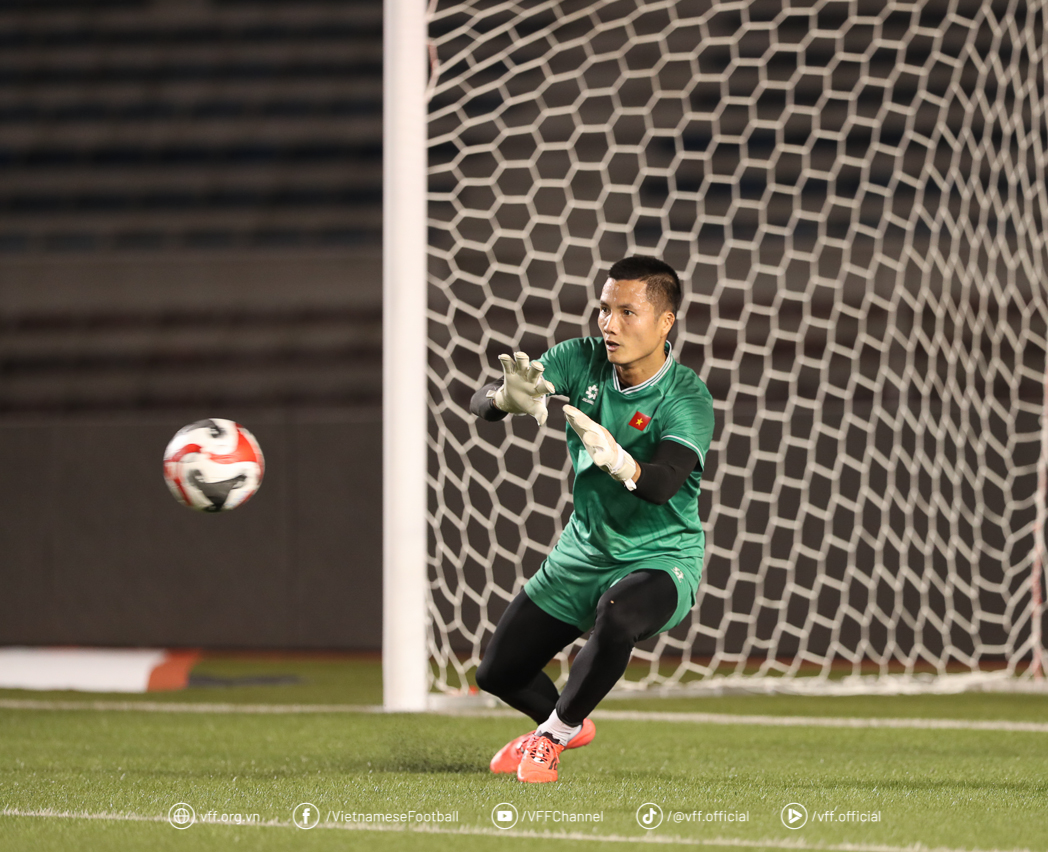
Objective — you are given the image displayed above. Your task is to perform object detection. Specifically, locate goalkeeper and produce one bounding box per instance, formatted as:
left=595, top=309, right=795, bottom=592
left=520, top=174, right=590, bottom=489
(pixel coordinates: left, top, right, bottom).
left=469, top=255, right=714, bottom=783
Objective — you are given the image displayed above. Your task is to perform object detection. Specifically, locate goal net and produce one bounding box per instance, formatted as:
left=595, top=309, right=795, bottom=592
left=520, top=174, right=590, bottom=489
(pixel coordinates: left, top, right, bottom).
left=422, top=0, right=1048, bottom=697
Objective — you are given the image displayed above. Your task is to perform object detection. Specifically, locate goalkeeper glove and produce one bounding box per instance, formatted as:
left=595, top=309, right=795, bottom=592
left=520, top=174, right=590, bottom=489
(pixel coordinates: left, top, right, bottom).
left=563, top=404, right=637, bottom=491
left=488, top=351, right=556, bottom=426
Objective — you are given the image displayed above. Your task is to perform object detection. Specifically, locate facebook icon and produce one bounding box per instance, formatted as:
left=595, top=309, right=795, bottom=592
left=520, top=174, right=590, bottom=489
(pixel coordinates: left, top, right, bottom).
left=293, top=802, right=320, bottom=830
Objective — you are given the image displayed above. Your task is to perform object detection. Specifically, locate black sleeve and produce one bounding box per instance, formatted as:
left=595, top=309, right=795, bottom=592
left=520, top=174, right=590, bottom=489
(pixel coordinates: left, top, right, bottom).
left=469, top=381, right=509, bottom=422
left=633, top=440, right=699, bottom=506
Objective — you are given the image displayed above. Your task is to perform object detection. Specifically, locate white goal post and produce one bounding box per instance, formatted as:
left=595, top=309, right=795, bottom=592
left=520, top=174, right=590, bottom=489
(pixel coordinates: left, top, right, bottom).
left=385, top=0, right=1048, bottom=709
left=383, top=0, right=429, bottom=711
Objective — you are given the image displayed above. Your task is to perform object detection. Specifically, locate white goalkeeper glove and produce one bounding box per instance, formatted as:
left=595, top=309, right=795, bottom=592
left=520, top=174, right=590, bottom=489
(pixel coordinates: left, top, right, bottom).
left=563, top=404, right=637, bottom=491
left=488, top=351, right=556, bottom=426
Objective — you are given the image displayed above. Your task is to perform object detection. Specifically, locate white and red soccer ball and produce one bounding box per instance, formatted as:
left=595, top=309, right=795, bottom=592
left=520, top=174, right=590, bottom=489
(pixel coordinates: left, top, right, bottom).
left=163, top=419, right=264, bottom=512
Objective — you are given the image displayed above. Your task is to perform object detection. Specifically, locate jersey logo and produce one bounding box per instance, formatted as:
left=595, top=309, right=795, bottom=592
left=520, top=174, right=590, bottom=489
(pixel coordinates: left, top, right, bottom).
left=629, top=411, right=651, bottom=431
left=583, top=384, right=599, bottom=405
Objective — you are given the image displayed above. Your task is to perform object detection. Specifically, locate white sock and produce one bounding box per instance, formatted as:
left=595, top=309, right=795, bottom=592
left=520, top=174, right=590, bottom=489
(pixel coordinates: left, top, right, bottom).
left=536, top=709, right=582, bottom=746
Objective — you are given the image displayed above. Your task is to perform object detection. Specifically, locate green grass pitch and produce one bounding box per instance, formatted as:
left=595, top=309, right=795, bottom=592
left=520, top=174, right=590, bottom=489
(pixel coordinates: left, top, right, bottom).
left=1, top=656, right=1047, bottom=851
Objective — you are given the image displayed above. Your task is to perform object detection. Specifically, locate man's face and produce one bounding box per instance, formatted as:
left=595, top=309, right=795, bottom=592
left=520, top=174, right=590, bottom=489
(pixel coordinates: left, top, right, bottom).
left=597, top=277, right=673, bottom=368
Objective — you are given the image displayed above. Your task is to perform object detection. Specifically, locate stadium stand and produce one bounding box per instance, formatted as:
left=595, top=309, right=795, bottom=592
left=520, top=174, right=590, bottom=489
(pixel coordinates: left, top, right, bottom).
left=0, top=0, right=384, bottom=411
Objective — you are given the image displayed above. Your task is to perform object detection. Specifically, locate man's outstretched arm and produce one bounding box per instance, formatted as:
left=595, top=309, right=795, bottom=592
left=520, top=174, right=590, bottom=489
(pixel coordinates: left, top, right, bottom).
left=469, top=351, right=555, bottom=425
left=633, top=440, right=699, bottom=506
left=564, top=404, right=697, bottom=504
left=470, top=381, right=509, bottom=421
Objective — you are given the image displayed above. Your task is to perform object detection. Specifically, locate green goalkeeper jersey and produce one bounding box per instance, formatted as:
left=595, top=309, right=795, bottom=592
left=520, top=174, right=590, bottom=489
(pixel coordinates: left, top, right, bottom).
left=537, top=336, right=714, bottom=567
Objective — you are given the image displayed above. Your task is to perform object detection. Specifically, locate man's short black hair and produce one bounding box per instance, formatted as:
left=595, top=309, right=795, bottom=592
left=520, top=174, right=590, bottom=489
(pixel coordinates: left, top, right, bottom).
left=607, top=255, right=682, bottom=317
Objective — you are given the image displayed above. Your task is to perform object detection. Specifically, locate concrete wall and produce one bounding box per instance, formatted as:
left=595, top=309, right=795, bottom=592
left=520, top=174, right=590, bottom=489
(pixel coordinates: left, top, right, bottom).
left=0, top=407, right=382, bottom=649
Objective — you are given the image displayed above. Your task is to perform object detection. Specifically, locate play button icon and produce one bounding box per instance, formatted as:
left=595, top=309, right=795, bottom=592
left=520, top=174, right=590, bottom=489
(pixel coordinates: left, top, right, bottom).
left=780, top=802, right=808, bottom=829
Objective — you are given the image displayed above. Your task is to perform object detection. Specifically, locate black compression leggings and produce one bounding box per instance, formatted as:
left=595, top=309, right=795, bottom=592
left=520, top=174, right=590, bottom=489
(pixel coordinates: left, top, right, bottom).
left=475, top=570, right=678, bottom=726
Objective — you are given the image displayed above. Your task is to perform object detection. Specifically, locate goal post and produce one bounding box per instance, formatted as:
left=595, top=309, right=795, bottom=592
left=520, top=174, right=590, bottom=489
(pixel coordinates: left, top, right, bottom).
left=382, top=0, right=429, bottom=711
left=392, top=0, right=1048, bottom=706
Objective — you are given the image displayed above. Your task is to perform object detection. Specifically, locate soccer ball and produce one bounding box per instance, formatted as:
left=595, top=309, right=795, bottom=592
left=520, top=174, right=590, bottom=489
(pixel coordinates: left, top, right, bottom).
left=163, top=419, right=265, bottom=512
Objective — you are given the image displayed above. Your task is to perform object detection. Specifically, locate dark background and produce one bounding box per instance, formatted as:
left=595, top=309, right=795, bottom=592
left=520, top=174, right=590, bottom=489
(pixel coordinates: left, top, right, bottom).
left=0, top=0, right=385, bottom=649
left=2, top=0, right=1046, bottom=673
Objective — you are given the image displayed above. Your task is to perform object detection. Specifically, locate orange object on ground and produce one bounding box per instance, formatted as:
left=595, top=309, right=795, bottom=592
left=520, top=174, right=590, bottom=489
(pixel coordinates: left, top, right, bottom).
left=146, top=650, right=201, bottom=691
left=516, top=733, right=565, bottom=783
left=490, top=717, right=596, bottom=774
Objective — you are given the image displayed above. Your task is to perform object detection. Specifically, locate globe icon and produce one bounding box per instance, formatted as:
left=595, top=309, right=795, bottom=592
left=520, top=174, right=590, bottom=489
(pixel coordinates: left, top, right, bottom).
left=168, top=803, right=195, bottom=829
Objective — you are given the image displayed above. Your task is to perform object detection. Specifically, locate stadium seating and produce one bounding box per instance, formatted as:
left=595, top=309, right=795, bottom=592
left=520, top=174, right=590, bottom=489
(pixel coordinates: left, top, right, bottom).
left=0, top=0, right=383, bottom=410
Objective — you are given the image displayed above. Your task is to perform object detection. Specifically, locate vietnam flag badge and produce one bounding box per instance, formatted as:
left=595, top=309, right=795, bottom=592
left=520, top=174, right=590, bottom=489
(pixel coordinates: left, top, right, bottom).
left=629, top=411, right=651, bottom=431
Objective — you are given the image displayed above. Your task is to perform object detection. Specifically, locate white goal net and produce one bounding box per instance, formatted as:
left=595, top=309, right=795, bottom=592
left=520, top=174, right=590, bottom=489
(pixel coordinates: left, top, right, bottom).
left=422, top=0, right=1048, bottom=697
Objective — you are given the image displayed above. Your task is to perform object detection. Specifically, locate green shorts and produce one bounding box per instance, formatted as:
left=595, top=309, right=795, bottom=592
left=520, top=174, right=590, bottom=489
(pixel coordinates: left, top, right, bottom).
left=523, top=546, right=701, bottom=636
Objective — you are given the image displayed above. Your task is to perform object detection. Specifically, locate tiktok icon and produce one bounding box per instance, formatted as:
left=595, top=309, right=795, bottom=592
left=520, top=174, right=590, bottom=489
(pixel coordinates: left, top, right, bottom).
left=636, top=802, right=664, bottom=830
left=292, top=802, right=320, bottom=830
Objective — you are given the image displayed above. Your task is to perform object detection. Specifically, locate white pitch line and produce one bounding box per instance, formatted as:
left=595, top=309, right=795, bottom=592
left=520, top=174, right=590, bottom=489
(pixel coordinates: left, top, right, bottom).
left=0, top=808, right=1034, bottom=852
left=589, top=710, right=1048, bottom=734
left=0, top=699, right=385, bottom=714
left=0, top=698, right=1045, bottom=733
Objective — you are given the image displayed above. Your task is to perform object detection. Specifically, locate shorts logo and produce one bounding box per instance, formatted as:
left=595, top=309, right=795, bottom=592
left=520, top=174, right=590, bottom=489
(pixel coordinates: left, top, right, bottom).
left=629, top=411, right=651, bottom=431
left=673, top=567, right=684, bottom=582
